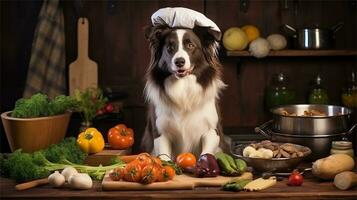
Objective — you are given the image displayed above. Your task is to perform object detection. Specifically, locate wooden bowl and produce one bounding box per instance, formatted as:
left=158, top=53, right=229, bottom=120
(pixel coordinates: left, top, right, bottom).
left=1, top=111, right=72, bottom=153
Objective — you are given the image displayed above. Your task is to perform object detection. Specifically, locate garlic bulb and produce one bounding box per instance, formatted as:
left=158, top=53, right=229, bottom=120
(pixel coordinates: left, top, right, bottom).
left=68, top=173, right=93, bottom=190
left=48, top=171, right=65, bottom=188
left=61, top=166, right=78, bottom=181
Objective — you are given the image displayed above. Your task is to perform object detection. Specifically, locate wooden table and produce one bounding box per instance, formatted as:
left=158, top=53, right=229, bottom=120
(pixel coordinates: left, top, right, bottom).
left=1, top=174, right=356, bottom=200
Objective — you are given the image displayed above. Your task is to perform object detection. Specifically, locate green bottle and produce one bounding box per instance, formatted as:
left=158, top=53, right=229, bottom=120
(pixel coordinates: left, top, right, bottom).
left=341, top=71, right=357, bottom=108
left=309, top=75, right=328, bottom=104
left=266, top=73, right=296, bottom=109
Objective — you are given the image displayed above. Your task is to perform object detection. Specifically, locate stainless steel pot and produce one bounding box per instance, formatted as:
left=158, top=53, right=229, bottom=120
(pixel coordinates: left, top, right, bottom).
left=270, top=104, right=353, bottom=135
left=284, top=23, right=343, bottom=49
left=255, top=121, right=356, bottom=160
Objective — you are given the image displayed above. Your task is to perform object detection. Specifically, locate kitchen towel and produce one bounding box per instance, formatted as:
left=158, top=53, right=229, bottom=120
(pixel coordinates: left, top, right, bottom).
left=23, top=0, right=66, bottom=99
left=151, top=7, right=221, bottom=40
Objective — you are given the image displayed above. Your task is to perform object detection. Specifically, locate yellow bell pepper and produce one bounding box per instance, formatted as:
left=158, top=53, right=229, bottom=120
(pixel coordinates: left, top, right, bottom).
left=77, top=127, right=105, bottom=154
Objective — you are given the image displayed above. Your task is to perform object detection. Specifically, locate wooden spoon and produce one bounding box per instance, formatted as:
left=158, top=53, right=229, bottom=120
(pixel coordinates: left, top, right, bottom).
left=15, top=178, right=49, bottom=191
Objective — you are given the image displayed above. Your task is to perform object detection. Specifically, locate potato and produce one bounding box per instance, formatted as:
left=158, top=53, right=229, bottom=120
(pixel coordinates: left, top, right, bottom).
left=312, top=154, right=355, bottom=180
left=243, top=146, right=256, bottom=157
left=257, top=148, right=273, bottom=159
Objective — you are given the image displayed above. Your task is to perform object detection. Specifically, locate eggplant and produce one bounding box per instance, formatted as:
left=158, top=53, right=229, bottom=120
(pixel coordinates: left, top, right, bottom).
left=195, top=153, right=220, bottom=177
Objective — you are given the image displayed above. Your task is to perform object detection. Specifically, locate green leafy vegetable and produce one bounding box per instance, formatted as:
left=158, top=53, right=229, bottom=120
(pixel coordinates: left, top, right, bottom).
left=73, top=88, right=107, bottom=124
left=1, top=137, right=125, bottom=182
left=11, top=93, right=76, bottom=118
left=48, top=95, right=77, bottom=116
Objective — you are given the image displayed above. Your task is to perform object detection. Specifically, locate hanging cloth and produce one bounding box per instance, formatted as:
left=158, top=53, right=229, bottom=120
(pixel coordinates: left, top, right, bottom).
left=23, top=0, right=66, bottom=99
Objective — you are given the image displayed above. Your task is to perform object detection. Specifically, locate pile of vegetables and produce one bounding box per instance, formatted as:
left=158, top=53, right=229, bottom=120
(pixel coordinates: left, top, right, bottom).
left=174, top=152, right=248, bottom=178
left=109, top=153, right=179, bottom=184
left=216, top=152, right=247, bottom=176
left=0, top=137, right=125, bottom=182
left=11, top=93, right=76, bottom=118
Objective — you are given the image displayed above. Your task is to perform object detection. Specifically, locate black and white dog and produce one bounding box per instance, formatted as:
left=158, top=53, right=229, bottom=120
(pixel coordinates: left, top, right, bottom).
left=141, top=25, right=228, bottom=159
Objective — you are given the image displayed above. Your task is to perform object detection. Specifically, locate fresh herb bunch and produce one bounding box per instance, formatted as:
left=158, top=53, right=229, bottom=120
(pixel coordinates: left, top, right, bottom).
left=11, top=93, right=76, bottom=118
left=73, top=88, right=107, bottom=124
left=0, top=137, right=125, bottom=182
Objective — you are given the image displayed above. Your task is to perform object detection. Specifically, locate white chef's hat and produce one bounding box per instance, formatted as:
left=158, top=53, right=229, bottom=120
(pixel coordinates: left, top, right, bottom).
left=151, top=7, right=221, bottom=40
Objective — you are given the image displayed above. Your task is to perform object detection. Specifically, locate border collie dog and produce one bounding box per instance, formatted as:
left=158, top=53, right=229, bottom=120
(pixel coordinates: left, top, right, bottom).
left=141, top=25, right=228, bottom=159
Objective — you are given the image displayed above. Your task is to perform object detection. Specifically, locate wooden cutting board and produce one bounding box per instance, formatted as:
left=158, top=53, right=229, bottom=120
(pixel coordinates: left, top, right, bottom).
left=69, top=17, right=98, bottom=95
left=102, top=172, right=253, bottom=190
left=84, top=148, right=131, bottom=166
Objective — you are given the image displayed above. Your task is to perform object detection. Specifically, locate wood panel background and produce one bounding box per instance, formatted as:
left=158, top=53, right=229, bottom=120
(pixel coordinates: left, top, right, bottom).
left=1, top=0, right=356, bottom=152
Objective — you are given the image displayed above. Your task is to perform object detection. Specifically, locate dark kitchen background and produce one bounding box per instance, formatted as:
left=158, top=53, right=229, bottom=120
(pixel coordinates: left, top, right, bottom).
left=1, top=0, right=356, bottom=153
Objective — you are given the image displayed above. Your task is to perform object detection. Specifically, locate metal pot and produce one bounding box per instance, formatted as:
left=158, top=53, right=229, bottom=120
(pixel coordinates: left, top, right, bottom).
left=284, top=23, right=344, bottom=49
left=270, top=104, right=353, bottom=135
left=255, top=121, right=356, bottom=160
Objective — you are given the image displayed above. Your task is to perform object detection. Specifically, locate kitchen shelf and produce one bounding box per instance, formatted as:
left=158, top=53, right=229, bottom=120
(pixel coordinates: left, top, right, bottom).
left=226, top=49, right=357, bottom=57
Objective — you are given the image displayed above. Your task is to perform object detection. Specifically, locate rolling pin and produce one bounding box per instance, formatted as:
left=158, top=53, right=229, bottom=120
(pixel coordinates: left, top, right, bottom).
left=15, top=178, right=49, bottom=191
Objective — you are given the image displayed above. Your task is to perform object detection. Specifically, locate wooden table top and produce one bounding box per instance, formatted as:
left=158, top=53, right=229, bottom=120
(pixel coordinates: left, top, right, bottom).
left=1, top=173, right=356, bottom=200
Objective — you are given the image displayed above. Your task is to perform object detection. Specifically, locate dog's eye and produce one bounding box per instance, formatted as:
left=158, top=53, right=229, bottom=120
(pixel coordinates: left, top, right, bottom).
left=187, top=43, right=195, bottom=49
left=167, top=45, right=174, bottom=52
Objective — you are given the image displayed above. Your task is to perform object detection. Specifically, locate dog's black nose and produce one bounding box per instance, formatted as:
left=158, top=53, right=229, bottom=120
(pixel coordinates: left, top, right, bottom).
left=174, top=57, right=185, bottom=68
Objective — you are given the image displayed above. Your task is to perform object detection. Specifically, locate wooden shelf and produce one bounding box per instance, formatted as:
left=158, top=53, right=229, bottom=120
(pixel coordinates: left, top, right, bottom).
left=226, top=49, right=357, bottom=57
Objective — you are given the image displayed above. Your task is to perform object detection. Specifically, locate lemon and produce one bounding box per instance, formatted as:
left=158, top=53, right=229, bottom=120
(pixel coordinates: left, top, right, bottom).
left=222, top=27, right=248, bottom=51
left=242, top=25, right=260, bottom=42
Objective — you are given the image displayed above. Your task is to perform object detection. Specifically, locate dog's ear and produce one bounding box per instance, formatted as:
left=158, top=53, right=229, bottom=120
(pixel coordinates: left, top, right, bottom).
left=193, top=26, right=222, bottom=44
left=144, top=25, right=171, bottom=43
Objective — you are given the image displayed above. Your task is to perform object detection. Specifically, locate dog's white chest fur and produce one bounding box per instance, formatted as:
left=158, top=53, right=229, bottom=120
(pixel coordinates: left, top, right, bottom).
left=147, top=74, right=222, bottom=157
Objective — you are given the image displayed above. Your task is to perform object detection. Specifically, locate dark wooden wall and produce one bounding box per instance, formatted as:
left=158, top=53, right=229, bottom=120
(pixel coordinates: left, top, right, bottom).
left=1, top=0, right=356, bottom=152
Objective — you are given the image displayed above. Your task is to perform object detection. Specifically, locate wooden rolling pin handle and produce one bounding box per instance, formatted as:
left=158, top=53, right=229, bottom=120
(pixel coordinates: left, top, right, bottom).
left=15, top=178, right=49, bottom=191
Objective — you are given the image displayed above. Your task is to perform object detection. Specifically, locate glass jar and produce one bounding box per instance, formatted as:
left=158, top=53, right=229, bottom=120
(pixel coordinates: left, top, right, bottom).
left=308, top=74, right=329, bottom=104
left=341, top=71, right=357, bottom=108
left=266, top=73, right=296, bottom=109
left=330, top=141, right=354, bottom=158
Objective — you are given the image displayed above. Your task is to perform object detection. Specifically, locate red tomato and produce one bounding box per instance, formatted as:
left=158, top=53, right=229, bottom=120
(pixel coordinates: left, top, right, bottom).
left=141, top=165, right=161, bottom=184
left=109, top=167, right=124, bottom=181
left=288, top=170, right=304, bottom=186
left=124, top=162, right=142, bottom=182
left=105, top=103, right=114, bottom=113
left=176, top=152, right=196, bottom=169
left=163, top=165, right=175, bottom=180
left=108, top=124, right=134, bottom=149
left=136, top=153, right=154, bottom=169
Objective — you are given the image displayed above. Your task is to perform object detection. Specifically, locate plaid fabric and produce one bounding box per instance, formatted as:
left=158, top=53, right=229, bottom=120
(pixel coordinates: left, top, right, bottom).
left=23, top=0, right=66, bottom=99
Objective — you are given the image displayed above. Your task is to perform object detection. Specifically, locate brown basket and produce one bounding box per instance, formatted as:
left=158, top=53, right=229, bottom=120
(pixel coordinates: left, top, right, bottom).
left=1, top=111, right=72, bottom=153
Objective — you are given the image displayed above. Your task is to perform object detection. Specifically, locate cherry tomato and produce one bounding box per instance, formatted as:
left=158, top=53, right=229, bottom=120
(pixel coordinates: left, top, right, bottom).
left=176, top=152, right=196, bottom=169
left=141, top=165, right=161, bottom=184
left=288, top=170, right=304, bottom=186
left=124, top=162, right=142, bottom=182
left=163, top=165, right=175, bottom=180
left=108, top=124, right=134, bottom=149
left=136, top=153, right=154, bottom=169
left=153, top=157, right=162, bottom=166
left=109, top=167, right=124, bottom=181
left=105, top=103, right=114, bottom=113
